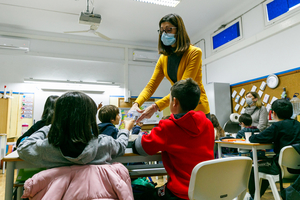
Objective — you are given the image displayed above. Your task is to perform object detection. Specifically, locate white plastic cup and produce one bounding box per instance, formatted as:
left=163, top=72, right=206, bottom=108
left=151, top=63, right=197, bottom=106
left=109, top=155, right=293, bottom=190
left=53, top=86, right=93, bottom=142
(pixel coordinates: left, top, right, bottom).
left=245, top=132, right=252, bottom=142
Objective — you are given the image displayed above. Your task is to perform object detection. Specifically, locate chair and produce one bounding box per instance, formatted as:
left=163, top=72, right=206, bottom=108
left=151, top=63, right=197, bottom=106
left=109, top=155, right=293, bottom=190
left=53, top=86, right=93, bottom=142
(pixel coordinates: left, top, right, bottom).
left=258, top=145, right=300, bottom=200
left=188, top=157, right=252, bottom=200
left=223, top=120, right=241, bottom=134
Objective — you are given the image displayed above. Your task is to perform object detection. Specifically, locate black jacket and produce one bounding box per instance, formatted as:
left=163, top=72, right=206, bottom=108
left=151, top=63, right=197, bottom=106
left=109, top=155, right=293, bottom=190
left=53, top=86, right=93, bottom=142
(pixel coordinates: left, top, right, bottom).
left=250, top=119, right=300, bottom=163
left=98, top=122, right=118, bottom=139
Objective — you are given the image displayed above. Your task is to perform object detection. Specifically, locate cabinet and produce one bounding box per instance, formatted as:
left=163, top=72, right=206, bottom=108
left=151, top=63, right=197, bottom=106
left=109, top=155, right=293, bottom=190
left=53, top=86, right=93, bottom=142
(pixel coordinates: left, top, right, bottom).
left=0, top=98, right=11, bottom=135
left=204, top=82, right=232, bottom=128
left=0, top=94, right=33, bottom=139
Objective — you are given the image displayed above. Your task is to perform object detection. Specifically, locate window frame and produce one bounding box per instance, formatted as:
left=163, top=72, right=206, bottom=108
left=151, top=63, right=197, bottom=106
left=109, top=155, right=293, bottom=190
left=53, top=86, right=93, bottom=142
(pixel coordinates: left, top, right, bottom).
left=263, top=0, right=300, bottom=26
left=210, top=18, right=243, bottom=52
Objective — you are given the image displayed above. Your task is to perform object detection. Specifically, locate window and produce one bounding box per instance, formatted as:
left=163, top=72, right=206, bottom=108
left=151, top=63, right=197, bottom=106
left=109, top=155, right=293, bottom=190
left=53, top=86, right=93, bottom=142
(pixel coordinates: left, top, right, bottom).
left=264, top=0, right=300, bottom=22
left=211, top=18, right=242, bottom=51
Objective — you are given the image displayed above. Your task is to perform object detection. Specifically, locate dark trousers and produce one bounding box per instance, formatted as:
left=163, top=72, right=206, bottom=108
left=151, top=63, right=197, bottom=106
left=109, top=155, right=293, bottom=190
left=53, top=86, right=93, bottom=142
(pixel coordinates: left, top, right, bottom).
left=248, top=160, right=280, bottom=198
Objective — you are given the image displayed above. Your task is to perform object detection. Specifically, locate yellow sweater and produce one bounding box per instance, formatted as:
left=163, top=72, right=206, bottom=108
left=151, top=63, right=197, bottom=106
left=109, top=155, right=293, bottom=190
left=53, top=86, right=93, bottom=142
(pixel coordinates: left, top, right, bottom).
left=135, top=45, right=210, bottom=114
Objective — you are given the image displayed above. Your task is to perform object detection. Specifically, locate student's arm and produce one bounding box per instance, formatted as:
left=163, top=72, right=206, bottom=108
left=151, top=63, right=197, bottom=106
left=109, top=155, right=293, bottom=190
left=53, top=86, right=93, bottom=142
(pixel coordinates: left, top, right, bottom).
left=108, top=119, right=134, bottom=158
left=131, top=126, right=141, bottom=135
left=257, top=106, right=268, bottom=131
left=133, top=121, right=167, bottom=156
left=249, top=124, right=277, bottom=143
left=17, top=126, right=56, bottom=167
left=135, top=56, right=165, bottom=109
left=236, top=130, right=244, bottom=139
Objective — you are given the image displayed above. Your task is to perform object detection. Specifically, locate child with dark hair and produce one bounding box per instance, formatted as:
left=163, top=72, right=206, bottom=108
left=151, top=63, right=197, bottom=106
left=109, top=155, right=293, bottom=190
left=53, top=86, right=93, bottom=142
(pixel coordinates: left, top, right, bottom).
left=248, top=99, right=300, bottom=199
left=236, top=113, right=260, bottom=139
left=210, top=114, right=225, bottom=140
left=17, top=95, right=59, bottom=146
left=98, top=105, right=121, bottom=139
left=18, top=91, right=134, bottom=168
left=132, top=78, right=214, bottom=200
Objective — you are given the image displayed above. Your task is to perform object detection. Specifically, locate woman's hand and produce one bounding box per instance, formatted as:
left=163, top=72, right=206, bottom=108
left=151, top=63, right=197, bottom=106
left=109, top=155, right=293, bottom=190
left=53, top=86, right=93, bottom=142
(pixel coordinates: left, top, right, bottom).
left=129, top=103, right=142, bottom=113
left=136, top=104, right=158, bottom=123
left=123, top=118, right=135, bottom=131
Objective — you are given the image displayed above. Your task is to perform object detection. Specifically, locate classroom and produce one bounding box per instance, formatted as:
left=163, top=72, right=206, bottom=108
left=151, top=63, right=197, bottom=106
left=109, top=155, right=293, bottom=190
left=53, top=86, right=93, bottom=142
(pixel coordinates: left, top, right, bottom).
left=1, top=0, right=300, bottom=200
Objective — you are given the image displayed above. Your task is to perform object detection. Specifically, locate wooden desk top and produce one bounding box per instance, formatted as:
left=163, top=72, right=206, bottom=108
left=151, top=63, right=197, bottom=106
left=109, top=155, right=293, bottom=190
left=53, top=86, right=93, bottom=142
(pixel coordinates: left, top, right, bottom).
left=3, top=149, right=162, bottom=162
left=215, top=140, right=273, bottom=146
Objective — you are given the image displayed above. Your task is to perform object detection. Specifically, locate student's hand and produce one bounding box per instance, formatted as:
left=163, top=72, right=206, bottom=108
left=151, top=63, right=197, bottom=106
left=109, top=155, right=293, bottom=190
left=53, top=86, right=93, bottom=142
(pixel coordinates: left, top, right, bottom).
left=136, top=104, right=158, bottom=123
left=97, top=102, right=103, bottom=110
left=136, top=122, right=143, bottom=127
left=124, top=118, right=135, bottom=131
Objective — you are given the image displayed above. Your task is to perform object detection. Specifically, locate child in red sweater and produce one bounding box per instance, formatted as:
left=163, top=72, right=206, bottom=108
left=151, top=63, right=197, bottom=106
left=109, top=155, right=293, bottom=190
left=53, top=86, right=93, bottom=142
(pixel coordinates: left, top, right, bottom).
left=132, top=78, right=214, bottom=200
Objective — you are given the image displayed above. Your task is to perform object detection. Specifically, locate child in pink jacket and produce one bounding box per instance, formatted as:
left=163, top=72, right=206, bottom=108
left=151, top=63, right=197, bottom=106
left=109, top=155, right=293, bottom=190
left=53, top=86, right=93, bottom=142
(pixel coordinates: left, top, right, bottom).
left=18, top=91, right=135, bottom=200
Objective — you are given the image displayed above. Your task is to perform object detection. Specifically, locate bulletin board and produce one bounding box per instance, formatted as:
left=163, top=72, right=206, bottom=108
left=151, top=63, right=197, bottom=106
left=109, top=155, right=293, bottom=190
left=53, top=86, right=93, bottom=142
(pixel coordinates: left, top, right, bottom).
left=230, top=67, right=300, bottom=114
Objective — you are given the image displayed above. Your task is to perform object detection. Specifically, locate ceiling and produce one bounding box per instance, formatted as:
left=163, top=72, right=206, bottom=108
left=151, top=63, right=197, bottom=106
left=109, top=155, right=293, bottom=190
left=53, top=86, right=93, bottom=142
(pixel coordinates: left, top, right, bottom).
left=0, top=0, right=263, bottom=47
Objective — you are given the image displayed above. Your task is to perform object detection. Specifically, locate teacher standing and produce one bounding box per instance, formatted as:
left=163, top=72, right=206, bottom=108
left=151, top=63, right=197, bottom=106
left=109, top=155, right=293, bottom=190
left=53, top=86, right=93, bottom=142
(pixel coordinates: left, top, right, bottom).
left=131, top=13, right=210, bottom=122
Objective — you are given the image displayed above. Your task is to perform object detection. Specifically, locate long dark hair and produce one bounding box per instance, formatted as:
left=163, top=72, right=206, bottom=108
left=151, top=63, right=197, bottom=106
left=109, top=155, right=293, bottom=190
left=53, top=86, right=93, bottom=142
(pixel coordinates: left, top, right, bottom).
left=210, top=114, right=225, bottom=140
left=158, top=13, right=191, bottom=56
left=41, top=95, right=59, bottom=125
left=48, top=91, right=99, bottom=147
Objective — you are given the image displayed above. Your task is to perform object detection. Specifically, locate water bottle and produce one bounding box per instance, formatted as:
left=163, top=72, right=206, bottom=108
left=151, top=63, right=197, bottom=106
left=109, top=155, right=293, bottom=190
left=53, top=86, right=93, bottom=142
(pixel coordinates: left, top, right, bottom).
left=21, top=123, right=29, bottom=135
left=290, top=93, right=300, bottom=119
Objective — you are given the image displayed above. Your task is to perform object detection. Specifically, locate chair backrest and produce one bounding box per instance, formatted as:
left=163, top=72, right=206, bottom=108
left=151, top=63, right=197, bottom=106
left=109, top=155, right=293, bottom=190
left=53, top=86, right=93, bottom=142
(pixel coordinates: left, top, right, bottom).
left=188, top=157, right=252, bottom=200
left=279, top=145, right=300, bottom=179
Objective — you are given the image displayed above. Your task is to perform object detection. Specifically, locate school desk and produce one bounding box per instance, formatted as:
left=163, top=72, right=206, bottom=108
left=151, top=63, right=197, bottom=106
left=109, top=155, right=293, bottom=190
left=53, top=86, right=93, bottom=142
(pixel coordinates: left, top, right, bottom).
left=3, top=148, right=166, bottom=200
left=215, top=141, right=273, bottom=200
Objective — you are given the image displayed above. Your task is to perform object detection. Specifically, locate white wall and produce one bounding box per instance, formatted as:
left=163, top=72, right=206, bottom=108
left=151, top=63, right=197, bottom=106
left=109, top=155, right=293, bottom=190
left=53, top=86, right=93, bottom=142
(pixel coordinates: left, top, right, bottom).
left=191, top=3, right=300, bottom=85
left=4, top=2, right=300, bottom=122
left=0, top=36, right=170, bottom=121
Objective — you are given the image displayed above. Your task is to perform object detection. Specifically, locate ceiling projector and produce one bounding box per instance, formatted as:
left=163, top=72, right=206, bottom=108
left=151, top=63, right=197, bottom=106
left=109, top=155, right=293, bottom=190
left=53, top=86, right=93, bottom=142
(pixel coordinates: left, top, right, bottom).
left=79, top=12, right=101, bottom=25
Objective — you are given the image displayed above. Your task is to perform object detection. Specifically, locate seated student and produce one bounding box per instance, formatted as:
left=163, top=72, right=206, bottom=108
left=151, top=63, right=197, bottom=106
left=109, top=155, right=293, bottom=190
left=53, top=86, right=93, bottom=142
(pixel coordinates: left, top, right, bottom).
left=236, top=113, right=260, bottom=139
left=132, top=78, right=215, bottom=200
left=98, top=105, right=121, bottom=139
left=132, top=122, right=143, bottom=135
left=210, top=114, right=225, bottom=140
left=210, top=114, right=225, bottom=158
left=16, top=95, right=59, bottom=146
left=17, top=91, right=135, bottom=168
left=248, top=99, right=300, bottom=199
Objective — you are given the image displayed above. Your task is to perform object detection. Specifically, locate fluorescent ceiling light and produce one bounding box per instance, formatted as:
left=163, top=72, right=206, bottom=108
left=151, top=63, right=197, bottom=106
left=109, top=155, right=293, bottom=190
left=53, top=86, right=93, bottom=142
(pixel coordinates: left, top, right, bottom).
left=24, top=78, right=120, bottom=93
left=134, top=0, right=181, bottom=7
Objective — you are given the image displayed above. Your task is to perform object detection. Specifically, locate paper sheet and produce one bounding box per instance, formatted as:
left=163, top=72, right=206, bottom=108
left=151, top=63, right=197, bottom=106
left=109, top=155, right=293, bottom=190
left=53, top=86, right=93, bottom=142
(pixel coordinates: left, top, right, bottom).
left=240, top=98, right=245, bottom=106
left=263, top=94, right=270, bottom=103
left=270, top=96, right=278, bottom=104
left=241, top=107, right=245, bottom=114
left=266, top=103, right=271, bottom=112
left=260, top=81, right=267, bottom=91
left=235, top=95, right=240, bottom=103
left=235, top=104, right=240, bottom=111
left=258, top=90, right=263, bottom=97
left=232, top=90, right=237, bottom=98
left=239, top=88, right=245, bottom=96
left=251, top=85, right=257, bottom=92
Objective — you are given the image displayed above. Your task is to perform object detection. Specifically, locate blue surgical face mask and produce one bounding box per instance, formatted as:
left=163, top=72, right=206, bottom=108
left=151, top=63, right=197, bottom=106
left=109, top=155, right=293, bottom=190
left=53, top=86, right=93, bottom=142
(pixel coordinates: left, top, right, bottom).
left=161, top=32, right=176, bottom=46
